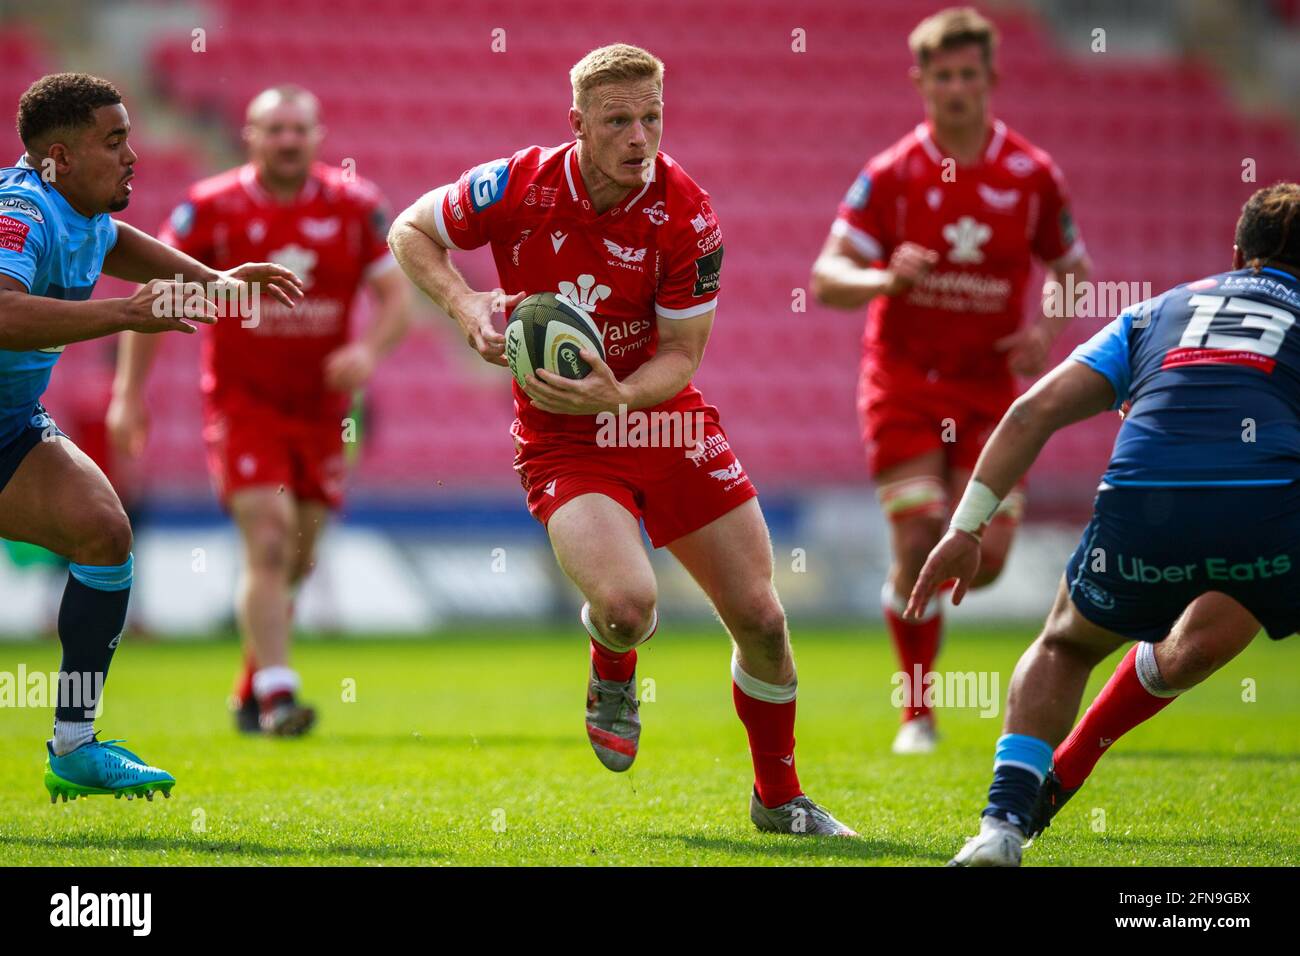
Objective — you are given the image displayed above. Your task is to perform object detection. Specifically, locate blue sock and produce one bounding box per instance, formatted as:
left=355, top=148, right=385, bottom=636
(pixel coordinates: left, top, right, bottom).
left=53, top=555, right=132, bottom=723
left=983, top=732, right=1053, bottom=833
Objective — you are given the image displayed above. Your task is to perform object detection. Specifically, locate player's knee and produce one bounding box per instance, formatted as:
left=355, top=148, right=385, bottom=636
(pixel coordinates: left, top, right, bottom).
left=1159, top=635, right=1221, bottom=689
left=1036, top=615, right=1115, bottom=668
left=245, top=521, right=294, bottom=575
left=288, top=549, right=317, bottom=587
left=727, top=594, right=789, bottom=663
left=591, top=591, right=657, bottom=649
left=72, top=504, right=133, bottom=567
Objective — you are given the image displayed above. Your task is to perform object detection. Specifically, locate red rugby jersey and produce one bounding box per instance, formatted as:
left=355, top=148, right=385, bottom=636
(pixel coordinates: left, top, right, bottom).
left=427, top=142, right=723, bottom=434
left=159, top=162, right=393, bottom=420
left=833, top=120, right=1085, bottom=380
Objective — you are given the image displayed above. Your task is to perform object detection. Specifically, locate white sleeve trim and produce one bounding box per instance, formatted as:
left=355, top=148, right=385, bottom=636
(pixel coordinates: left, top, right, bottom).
left=363, top=250, right=400, bottom=282
left=655, top=297, right=718, bottom=320
left=429, top=184, right=463, bottom=251
left=1045, top=238, right=1087, bottom=272
left=830, top=219, right=883, bottom=261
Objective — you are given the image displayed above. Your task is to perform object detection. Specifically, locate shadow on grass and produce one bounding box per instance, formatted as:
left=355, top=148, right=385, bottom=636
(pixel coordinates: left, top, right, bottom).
left=324, top=732, right=579, bottom=749
left=657, top=831, right=947, bottom=864
left=0, top=832, right=441, bottom=862
left=1110, top=750, right=1296, bottom=765
left=1075, top=832, right=1299, bottom=856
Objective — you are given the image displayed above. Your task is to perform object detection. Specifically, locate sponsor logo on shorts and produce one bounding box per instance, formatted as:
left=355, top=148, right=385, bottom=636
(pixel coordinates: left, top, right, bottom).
left=1116, top=554, right=1292, bottom=584
left=1076, top=578, right=1115, bottom=610
left=709, top=461, right=744, bottom=483
left=687, top=432, right=731, bottom=468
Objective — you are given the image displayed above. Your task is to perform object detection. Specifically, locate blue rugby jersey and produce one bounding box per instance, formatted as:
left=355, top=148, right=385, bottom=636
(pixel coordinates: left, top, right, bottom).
left=0, top=157, right=118, bottom=445
left=1072, top=267, right=1300, bottom=487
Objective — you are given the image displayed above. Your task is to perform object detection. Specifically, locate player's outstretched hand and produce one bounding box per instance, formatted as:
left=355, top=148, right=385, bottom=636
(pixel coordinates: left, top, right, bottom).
left=324, top=341, right=378, bottom=392
left=525, top=350, right=627, bottom=415
left=454, top=289, right=525, bottom=367
left=883, top=242, right=939, bottom=296
left=904, top=528, right=982, bottom=621
left=217, top=262, right=306, bottom=308
left=121, top=279, right=218, bottom=334
left=996, top=323, right=1053, bottom=377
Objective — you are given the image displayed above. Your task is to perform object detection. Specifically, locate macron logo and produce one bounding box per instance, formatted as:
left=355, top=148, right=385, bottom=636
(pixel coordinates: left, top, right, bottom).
left=551, top=231, right=567, bottom=253
left=50, top=886, right=151, bottom=936
left=557, top=274, right=611, bottom=313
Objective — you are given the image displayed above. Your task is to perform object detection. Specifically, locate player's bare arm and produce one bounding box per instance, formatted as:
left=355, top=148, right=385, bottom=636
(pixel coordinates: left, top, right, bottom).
left=524, top=307, right=715, bottom=415
left=0, top=271, right=218, bottom=352
left=996, top=251, right=1094, bottom=377
left=810, top=233, right=939, bottom=310
left=388, top=194, right=521, bottom=367
left=323, top=264, right=414, bottom=391
left=905, top=359, right=1115, bottom=616
left=105, top=220, right=305, bottom=308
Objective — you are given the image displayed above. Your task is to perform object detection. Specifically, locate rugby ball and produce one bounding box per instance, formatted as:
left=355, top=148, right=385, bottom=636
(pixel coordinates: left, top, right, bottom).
left=504, top=292, right=605, bottom=390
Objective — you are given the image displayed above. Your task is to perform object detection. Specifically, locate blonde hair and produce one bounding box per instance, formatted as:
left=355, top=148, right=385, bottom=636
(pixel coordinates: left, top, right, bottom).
left=569, top=44, right=664, bottom=110
left=908, top=7, right=998, bottom=68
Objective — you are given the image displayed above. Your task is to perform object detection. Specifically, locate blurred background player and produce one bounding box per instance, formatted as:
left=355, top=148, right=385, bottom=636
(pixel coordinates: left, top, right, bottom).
left=1, top=73, right=301, bottom=799
left=106, top=85, right=412, bottom=736
left=389, top=44, right=854, bottom=835
left=810, top=7, right=1091, bottom=753
left=908, top=182, right=1300, bottom=865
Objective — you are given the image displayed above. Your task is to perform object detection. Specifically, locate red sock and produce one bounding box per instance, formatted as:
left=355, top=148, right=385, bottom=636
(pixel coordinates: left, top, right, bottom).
left=732, top=669, right=802, bottom=808
left=1053, top=643, right=1178, bottom=789
left=590, top=640, right=637, bottom=682
left=233, top=653, right=256, bottom=705
left=883, top=595, right=943, bottom=723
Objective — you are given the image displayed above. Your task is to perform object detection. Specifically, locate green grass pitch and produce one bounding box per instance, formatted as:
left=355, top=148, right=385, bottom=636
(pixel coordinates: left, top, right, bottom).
left=1, top=625, right=1296, bottom=866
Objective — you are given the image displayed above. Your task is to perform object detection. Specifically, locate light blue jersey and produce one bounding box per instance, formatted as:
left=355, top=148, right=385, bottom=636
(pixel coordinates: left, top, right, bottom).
left=0, top=157, right=118, bottom=446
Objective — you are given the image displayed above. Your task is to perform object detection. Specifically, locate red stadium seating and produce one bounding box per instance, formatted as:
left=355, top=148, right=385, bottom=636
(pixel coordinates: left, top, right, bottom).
left=8, top=4, right=1300, bottom=511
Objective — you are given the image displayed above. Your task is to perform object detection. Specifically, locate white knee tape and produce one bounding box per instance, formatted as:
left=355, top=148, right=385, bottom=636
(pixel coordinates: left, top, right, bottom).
left=731, top=652, right=797, bottom=703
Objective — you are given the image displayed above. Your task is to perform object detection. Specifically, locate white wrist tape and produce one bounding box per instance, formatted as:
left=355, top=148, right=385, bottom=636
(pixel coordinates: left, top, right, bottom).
left=950, top=480, right=1002, bottom=536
